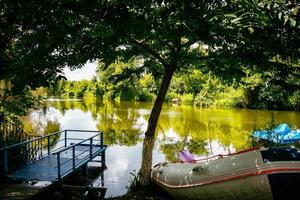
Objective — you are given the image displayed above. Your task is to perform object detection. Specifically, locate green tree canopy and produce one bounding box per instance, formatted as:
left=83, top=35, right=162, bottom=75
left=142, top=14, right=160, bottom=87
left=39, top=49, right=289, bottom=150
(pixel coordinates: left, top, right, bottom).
left=2, top=1, right=299, bottom=91
left=1, top=0, right=299, bottom=184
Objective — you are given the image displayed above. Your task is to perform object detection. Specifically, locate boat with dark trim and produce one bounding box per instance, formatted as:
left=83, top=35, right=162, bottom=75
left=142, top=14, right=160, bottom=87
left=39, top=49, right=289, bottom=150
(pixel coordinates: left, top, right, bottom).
left=152, top=146, right=300, bottom=200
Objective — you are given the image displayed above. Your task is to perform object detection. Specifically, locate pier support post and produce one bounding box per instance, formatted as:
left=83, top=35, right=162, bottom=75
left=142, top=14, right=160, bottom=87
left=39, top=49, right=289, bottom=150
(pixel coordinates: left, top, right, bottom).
left=89, top=138, right=93, bottom=159
left=47, top=135, right=50, bottom=155
left=82, top=164, right=87, bottom=176
left=72, top=146, right=75, bottom=170
left=57, top=152, right=61, bottom=180
left=64, top=130, right=67, bottom=147
left=101, top=152, right=106, bottom=167
left=3, top=149, right=8, bottom=175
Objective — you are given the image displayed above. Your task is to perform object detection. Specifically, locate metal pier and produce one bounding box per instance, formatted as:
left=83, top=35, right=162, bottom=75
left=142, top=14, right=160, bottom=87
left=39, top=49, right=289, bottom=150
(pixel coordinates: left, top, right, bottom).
left=0, top=130, right=107, bottom=181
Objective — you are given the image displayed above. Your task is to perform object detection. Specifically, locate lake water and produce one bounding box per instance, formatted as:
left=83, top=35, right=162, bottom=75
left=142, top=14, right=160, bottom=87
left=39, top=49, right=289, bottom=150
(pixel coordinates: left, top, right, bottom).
left=27, top=99, right=300, bottom=197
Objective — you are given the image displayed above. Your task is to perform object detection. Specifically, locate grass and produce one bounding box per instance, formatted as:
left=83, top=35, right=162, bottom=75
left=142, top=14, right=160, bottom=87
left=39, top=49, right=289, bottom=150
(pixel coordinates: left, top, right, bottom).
left=106, top=183, right=174, bottom=200
left=106, top=170, right=174, bottom=200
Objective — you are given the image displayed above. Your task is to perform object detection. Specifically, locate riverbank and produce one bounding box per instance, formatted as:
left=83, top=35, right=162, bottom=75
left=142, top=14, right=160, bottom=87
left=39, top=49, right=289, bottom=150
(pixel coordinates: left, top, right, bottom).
left=0, top=181, right=56, bottom=200
left=106, top=184, right=174, bottom=200
left=0, top=183, right=43, bottom=200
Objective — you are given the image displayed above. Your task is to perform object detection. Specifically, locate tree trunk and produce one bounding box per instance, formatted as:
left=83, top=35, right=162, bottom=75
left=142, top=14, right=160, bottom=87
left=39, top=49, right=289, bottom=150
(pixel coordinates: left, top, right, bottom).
left=139, top=65, right=176, bottom=185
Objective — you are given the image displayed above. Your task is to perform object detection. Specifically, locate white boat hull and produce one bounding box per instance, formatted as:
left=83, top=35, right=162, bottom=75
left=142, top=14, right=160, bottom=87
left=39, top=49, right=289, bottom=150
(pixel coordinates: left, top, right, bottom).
left=152, top=147, right=300, bottom=200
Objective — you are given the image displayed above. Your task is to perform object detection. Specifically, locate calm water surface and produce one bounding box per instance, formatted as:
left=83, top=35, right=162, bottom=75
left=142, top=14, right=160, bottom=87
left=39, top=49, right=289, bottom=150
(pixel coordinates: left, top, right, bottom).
left=27, top=99, right=300, bottom=197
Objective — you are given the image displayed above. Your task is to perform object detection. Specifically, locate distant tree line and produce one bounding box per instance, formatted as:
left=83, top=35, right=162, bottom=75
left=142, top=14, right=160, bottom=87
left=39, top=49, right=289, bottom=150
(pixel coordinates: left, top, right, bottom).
left=48, top=59, right=300, bottom=111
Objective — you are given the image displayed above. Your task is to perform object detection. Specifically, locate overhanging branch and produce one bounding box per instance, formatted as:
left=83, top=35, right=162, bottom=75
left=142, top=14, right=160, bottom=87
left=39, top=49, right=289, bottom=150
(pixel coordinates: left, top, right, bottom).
left=130, top=38, right=168, bottom=67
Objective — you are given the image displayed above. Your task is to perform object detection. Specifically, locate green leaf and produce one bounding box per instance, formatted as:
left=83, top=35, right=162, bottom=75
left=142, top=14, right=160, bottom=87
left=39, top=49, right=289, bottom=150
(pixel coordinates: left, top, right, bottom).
left=231, top=17, right=243, bottom=24
left=289, top=19, right=296, bottom=27
left=224, top=14, right=237, bottom=18
left=248, top=27, right=254, bottom=33
left=278, top=12, right=282, bottom=20
left=283, top=15, right=289, bottom=24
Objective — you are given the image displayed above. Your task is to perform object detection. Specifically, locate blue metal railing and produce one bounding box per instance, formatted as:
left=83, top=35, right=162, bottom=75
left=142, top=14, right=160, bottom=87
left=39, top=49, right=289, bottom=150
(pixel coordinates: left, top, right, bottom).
left=0, top=115, right=34, bottom=148
left=0, top=130, right=105, bottom=178
left=0, top=130, right=64, bottom=175
left=52, top=131, right=105, bottom=180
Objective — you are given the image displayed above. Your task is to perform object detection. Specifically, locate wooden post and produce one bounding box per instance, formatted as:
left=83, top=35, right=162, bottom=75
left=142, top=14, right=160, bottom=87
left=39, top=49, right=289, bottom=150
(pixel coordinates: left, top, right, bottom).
left=57, top=152, right=61, bottom=180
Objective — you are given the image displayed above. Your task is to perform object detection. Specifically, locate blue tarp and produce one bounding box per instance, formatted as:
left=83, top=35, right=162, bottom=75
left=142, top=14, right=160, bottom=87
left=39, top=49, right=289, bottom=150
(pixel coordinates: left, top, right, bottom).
left=253, top=124, right=300, bottom=144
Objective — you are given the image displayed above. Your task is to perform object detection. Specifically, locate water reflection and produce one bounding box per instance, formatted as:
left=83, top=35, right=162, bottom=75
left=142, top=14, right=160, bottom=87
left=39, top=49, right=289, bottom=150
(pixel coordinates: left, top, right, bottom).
left=26, top=99, right=300, bottom=197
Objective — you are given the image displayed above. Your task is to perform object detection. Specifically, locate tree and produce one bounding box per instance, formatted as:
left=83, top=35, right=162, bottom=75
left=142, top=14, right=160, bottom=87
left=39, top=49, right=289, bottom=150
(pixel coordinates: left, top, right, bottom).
left=1, top=0, right=299, bottom=185
left=97, top=59, right=145, bottom=101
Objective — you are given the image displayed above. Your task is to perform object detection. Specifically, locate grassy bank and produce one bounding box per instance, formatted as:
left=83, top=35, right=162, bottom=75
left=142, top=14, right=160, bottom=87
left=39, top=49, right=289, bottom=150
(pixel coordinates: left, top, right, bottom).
left=106, top=184, right=174, bottom=200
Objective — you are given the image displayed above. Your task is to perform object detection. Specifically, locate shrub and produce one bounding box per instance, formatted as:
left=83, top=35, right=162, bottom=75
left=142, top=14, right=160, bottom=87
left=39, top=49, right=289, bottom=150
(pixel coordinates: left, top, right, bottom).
left=288, top=90, right=300, bottom=111
left=136, top=90, right=155, bottom=102
left=214, top=87, right=247, bottom=108
left=104, top=90, right=118, bottom=100
left=181, top=93, right=194, bottom=105
left=257, top=84, right=286, bottom=109
left=119, top=86, right=136, bottom=101
left=44, top=120, right=61, bottom=134
left=194, top=92, right=214, bottom=108
left=165, top=91, right=180, bottom=102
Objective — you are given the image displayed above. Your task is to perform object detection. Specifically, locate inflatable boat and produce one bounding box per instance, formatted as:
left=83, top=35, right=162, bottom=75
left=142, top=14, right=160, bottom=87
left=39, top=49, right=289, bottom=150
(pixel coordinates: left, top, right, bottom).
left=152, top=147, right=300, bottom=200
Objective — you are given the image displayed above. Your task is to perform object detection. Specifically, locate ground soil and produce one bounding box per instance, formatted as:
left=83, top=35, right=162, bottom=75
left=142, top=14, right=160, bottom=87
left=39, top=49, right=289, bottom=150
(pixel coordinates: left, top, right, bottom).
left=106, top=184, right=174, bottom=200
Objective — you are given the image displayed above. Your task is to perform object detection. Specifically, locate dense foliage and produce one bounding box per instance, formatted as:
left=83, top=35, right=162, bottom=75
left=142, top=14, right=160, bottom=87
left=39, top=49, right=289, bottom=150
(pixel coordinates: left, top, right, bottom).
left=49, top=64, right=300, bottom=111
left=2, top=1, right=299, bottom=110
left=0, top=80, right=46, bottom=118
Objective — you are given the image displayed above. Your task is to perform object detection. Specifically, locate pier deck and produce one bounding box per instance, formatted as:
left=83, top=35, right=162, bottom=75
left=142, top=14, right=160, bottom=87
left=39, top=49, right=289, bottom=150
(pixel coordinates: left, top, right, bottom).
left=1, top=130, right=106, bottom=181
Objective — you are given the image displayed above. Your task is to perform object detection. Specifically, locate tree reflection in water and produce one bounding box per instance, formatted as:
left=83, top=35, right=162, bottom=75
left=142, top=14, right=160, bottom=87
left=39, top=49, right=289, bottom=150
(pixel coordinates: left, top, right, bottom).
left=43, top=99, right=300, bottom=161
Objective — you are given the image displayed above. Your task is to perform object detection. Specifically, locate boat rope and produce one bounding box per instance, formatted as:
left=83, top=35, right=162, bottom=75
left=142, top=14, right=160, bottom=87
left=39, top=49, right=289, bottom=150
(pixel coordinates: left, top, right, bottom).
left=172, top=145, right=263, bottom=163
